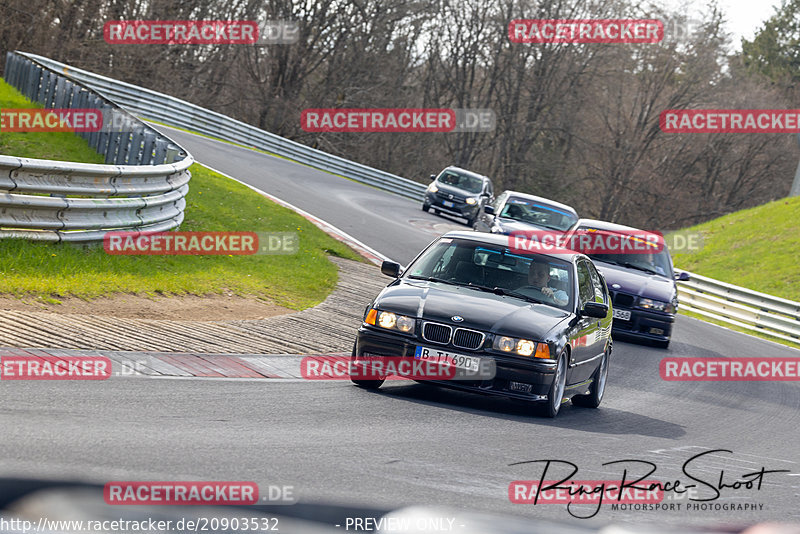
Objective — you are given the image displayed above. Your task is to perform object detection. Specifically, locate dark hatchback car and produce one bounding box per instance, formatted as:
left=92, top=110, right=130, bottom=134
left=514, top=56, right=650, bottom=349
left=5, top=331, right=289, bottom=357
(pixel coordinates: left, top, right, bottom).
left=422, top=166, right=494, bottom=226
left=576, top=219, right=690, bottom=349
left=473, top=190, right=580, bottom=234
left=353, top=231, right=613, bottom=417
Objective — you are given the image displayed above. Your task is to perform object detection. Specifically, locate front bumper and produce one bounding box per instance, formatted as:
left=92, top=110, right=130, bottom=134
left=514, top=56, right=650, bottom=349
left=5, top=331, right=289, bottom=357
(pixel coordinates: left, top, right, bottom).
left=612, top=308, right=674, bottom=342
left=424, top=192, right=480, bottom=220
left=355, top=326, right=558, bottom=402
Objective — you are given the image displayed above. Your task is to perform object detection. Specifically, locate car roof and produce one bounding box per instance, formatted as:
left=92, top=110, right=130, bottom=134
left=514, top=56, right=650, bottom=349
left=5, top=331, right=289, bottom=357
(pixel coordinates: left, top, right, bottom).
left=499, top=190, right=578, bottom=216
left=440, top=166, right=490, bottom=182
left=439, top=230, right=585, bottom=263
left=577, top=218, right=643, bottom=233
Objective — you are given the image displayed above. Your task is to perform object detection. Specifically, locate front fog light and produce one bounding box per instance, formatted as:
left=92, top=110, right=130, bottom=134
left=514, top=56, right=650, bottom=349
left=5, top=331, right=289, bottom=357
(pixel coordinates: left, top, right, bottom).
left=466, top=197, right=477, bottom=205
left=494, top=336, right=516, bottom=352
left=378, top=312, right=397, bottom=329
left=396, top=315, right=415, bottom=333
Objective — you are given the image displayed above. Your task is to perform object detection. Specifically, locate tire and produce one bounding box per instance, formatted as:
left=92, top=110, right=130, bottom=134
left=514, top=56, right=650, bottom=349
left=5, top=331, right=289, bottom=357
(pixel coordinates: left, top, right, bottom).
left=422, top=202, right=430, bottom=212
left=539, top=352, right=567, bottom=418
left=572, top=347, right=609, bottom=408
left=466, top=216, right=476, bottom=227
left=350, top=343, right=385, bottom=389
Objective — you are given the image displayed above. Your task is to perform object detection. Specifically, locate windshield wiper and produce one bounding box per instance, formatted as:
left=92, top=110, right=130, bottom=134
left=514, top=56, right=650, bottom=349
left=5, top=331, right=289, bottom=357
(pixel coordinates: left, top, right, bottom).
left=620, top=262, right=659, bottom=275
left=407, top=275, right=461, bottom=286
left=461, top=283, right=546, bottom=305
left=497, top=288, right=548, bottom=305
left=589, top=258, right=660, bottom=276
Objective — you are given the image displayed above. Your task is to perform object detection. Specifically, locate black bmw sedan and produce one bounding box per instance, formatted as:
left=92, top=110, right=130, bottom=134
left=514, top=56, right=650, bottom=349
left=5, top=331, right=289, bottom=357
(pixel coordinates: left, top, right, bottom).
left=353, top=231, right=613, bottom=417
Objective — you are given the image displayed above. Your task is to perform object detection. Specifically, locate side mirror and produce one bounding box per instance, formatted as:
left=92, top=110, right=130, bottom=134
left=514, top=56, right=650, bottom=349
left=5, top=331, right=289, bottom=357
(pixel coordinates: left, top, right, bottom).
left=429, top=174, right=436, bottom=181
left=582, top=302, right=608, bottom=318
left=381, top=260, right=402, bottom=278
left=674, top=271, right=690, bottom=282
left=483, top=205, right=495, bottom=215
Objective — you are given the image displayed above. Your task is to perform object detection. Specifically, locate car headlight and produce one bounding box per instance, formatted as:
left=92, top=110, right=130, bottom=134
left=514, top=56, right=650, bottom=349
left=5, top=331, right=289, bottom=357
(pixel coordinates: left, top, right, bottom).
left=465, top=197, right=478, bottom=205
left=638, top=297, right=673, bottom=313
left=428, top=184, right=438, bottom=193
left=365, top=309, right=415, bottom=334
left=493, top=335, right=542, bottom=357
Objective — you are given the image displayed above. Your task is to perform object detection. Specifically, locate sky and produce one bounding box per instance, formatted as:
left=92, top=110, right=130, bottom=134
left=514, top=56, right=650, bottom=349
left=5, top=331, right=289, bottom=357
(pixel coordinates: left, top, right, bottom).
left=679, top=0, right=784, bottom=45
left=721, top=0, right=783, bottom=41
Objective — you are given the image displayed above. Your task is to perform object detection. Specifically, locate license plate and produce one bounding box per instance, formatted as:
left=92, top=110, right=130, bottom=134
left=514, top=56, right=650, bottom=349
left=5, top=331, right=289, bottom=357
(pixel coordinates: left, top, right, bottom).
left=613, top=308, right=631, bottom=321
left=414, top=346, right=479, bottom=372
left=443, top=200, right=455, bottom=208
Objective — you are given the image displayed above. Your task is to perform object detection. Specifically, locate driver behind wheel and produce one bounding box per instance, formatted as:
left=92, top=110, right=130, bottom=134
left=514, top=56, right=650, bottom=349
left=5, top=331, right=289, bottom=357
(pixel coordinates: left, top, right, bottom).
left=527, top=261, right=569, bottom=306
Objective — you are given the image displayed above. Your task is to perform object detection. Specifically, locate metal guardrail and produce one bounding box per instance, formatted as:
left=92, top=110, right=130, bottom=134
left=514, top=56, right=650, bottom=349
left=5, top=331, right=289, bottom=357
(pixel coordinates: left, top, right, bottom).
left=1, top=52, right=193, bottom=242
left=676, top=270, right=800, bottom=345
left=20, top=52, right=428, bottom=202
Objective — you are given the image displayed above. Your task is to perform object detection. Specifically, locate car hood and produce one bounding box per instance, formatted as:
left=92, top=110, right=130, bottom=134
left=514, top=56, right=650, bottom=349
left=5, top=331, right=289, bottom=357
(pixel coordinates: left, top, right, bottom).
left=374, top=279, right=572, bottom=340
left=593, top=261, right=676, bottom=301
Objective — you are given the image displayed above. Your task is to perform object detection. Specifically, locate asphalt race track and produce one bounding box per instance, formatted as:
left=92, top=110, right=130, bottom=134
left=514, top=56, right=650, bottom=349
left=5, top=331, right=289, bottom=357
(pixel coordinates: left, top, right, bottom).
left=1, top=128, right=798, bottom=529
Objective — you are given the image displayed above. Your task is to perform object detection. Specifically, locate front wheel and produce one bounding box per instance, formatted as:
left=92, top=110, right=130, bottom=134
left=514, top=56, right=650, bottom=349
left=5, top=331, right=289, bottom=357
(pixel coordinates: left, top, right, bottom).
left=349, top=343, right=385, bottom=389
left=539, top=351, right=567, bottom=418
left=422, top=202, right=430, bottom=212
left=572, top=347, right=609, bottom=408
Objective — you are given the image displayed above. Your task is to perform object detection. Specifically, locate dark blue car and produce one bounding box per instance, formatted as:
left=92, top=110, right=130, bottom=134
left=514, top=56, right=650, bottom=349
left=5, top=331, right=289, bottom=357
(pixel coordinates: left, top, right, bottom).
left=575, top=219, right=690, bottom=349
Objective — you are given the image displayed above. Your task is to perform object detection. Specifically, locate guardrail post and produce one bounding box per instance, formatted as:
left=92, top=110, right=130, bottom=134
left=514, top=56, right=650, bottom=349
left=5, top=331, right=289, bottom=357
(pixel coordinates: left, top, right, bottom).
left=3, top=52, right=16, bottom=85
left=153, top=139, right=168, bottom=164
left=25, top=66, right=41, bottom=101
left=6, top=54, right=22, bottom=88
left=141, top=132, right=156, bottom=165
left=165, top=145, right=182, bottom=164
left=128, top=131, right=145, bottom=165
left=55, top=78, right=69, bottom=108
left=44, top=72, right=56, bottom=107
left=88, top=97, right=102, bottom=147
left=37, top=70, right=49, bottom=103
left=116, top=132, right=132, bottom=165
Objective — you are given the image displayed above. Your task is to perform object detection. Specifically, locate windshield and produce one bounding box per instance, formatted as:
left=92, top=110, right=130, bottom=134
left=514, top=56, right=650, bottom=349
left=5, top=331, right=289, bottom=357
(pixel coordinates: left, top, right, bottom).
left=404, top=237, right=574, bottom=310
left=499, top=197, right=578, bottom=231
left=437, top=171, right=484, bottom=194
left=588, top=248, right=673, bottom=278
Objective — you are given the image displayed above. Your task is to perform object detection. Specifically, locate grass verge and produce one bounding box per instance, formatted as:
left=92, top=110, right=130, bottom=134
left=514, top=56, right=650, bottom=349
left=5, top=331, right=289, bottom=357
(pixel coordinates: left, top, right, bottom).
left=670, top=196, right=800, bottom=301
